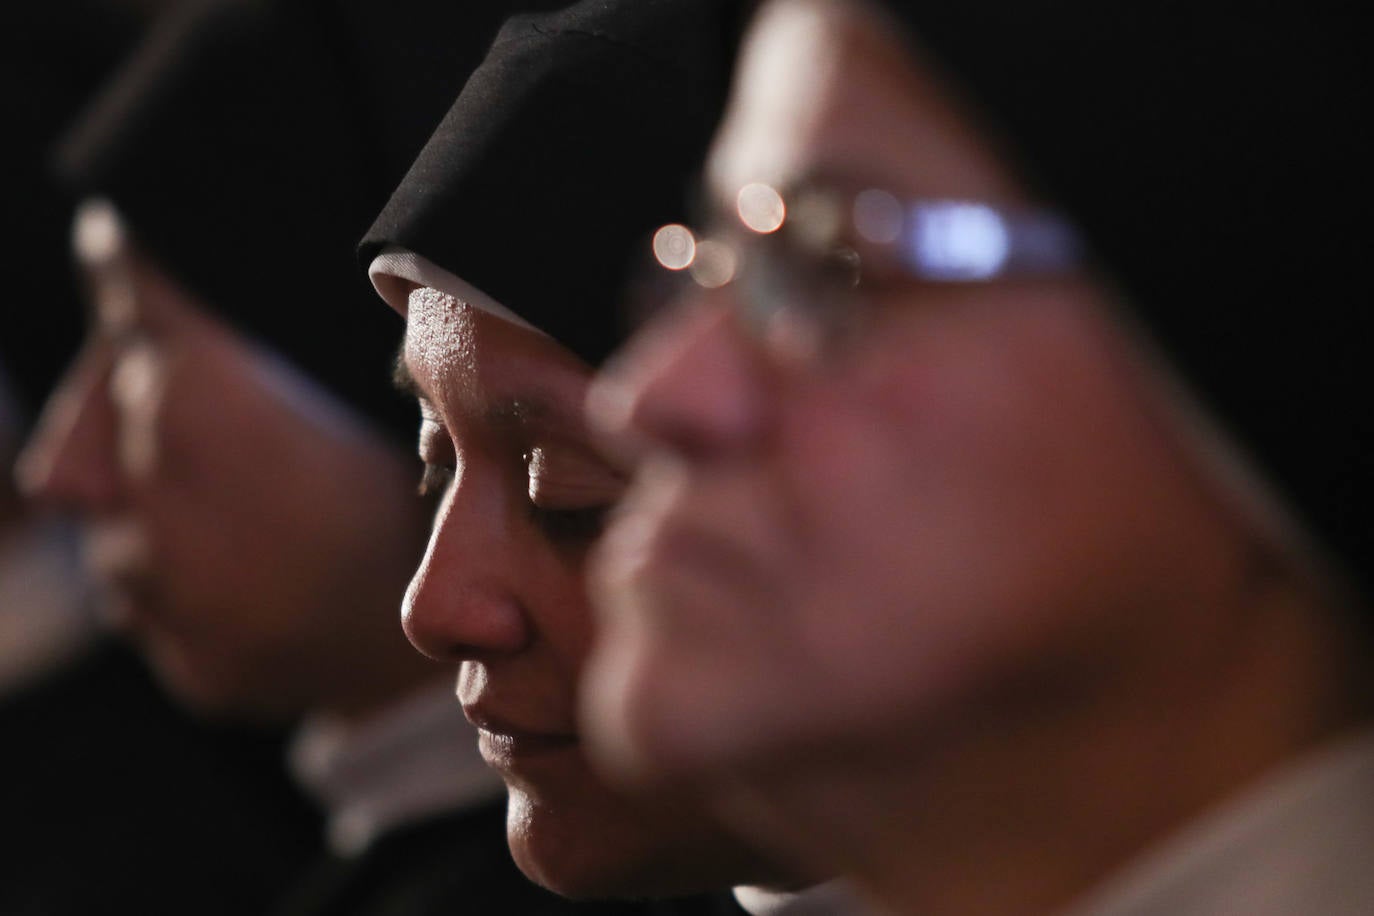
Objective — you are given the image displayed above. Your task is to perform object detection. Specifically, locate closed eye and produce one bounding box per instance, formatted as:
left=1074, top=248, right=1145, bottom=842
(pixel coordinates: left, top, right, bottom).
left=528, top=503, right=611, bottom=543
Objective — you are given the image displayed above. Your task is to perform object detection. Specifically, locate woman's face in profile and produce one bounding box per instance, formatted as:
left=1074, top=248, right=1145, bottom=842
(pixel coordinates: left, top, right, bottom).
left=18, top=211, right=428, bottom=720
left=581, top=0, right=1250, bottom=785
left=388, top=284, right=778, bottom=897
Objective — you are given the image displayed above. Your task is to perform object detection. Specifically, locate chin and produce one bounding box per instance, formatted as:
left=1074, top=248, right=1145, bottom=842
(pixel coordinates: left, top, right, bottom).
left=501, top=779, right=777, bottom=900
left=144, top=644, right=294, bottom=725
left=504, top=788, right=660, bottom=899
left=152, top=666, right=245, bottom=720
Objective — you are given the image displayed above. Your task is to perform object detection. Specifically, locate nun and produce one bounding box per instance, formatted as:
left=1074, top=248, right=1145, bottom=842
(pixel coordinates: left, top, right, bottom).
left=581, top=0, right=1374, bottom=913
left=358, top=0, right=839, bottom=911
left=17, top=0, right=602, bottom=913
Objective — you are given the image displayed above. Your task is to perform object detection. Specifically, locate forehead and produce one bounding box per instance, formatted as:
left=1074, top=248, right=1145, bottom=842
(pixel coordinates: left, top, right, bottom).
left=402, top=286, right=590, bottom=424
left=707, top=0, right=1023, bottom=209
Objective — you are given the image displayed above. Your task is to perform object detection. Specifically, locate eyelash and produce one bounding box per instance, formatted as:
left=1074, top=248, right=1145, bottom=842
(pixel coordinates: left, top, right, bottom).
left=528, top=503, right=610, bottom=543
left=417, top=464, right=454, bottom=499
left=416, top=462, right=609, bottom=543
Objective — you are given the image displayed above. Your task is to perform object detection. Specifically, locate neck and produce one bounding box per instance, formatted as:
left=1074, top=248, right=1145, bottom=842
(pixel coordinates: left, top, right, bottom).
left=737, top=568, right=1367, bottom=915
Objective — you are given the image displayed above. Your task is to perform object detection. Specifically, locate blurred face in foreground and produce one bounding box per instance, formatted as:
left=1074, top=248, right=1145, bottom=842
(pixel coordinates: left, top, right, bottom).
left=582, top=0, right=1266, bottom=789
left=390, top=283, right=779, bottom=897
left=18, top=205, right=432, bottom=722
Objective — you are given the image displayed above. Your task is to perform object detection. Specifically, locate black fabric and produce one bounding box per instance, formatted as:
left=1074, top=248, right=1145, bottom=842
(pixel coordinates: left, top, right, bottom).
left=54, top=0, right=537, bottom=443
left=268, top=801, right=562, bottom=916
left=268, top=798, right=750, bottom=916
left=882, top=0, right=1370, bottom=597
left=0, top=0, right=145, bottom=419
left=360, top=0, right=748, bottom=367
left=327, top=0, right=572, bottom=188
left=0, top=640, right=323, bottom=916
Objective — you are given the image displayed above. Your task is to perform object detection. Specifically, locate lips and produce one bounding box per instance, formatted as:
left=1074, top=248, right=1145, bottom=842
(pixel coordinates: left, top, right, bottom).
left=463, top=707, right=579, bottom=763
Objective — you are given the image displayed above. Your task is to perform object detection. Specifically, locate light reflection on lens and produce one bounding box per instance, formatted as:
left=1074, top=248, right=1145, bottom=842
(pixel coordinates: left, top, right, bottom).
left=737, top=182, right=786, bottom=234
left=652, top=224, right=697, bottom=270
left=853, top=189, right=903, bottom=244
left=909, top=202, right=1010, bottom=280
left=689, top=240, right=738, bottom=288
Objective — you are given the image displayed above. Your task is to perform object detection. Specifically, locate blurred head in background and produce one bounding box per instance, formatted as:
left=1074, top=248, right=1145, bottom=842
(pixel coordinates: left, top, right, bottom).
left=0, top=0, right=155, bottom=696
left=14, top=0, right=510, bottom=724
left=582, top=0, right=1372, bottom=909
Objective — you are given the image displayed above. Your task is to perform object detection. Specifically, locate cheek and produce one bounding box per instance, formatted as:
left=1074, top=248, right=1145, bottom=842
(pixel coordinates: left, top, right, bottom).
left=115, top=355, right=236, bottom=593
left=530, top=553, right=599, bottom=677
left=817, top=292, right=1156, bottom=556
left=131, top=352, right=310, bottom=614
left=119, top=342, right=253, bottom=499
left=772, top=296, right=1198, bottom=721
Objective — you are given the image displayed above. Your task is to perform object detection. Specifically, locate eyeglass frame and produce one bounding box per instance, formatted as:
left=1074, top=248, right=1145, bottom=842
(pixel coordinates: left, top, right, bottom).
left=642, top=180, right=1086, bottom=358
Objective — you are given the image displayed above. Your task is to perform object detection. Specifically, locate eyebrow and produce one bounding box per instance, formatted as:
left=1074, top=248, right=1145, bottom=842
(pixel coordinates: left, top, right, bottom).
left=390, top=348, right=579, bottom=440
left=391, top=346, right=423, bottom=400
left=485, top=396, right=557, bottom=432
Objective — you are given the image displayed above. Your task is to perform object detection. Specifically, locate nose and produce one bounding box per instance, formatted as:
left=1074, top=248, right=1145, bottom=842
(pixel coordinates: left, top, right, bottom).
left=401, top=462, right=533, bottom=661
left=15, top=344, right=121, bottom=515
left=588, top=301, right=770, bottom=464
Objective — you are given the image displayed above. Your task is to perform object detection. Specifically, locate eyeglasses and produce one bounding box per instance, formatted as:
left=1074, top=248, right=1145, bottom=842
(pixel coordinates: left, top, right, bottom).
left=641, top=181, right=1085, bottom=359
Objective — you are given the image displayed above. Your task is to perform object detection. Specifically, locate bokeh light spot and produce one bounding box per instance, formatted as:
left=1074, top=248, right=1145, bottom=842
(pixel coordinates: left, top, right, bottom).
left=689, top=240, right=738, bottom=288
left=853, top=189, right=903, bottom=245
left=737, top=182, right=786, bottom=234
left=652, top=224, right=697, bottom=270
